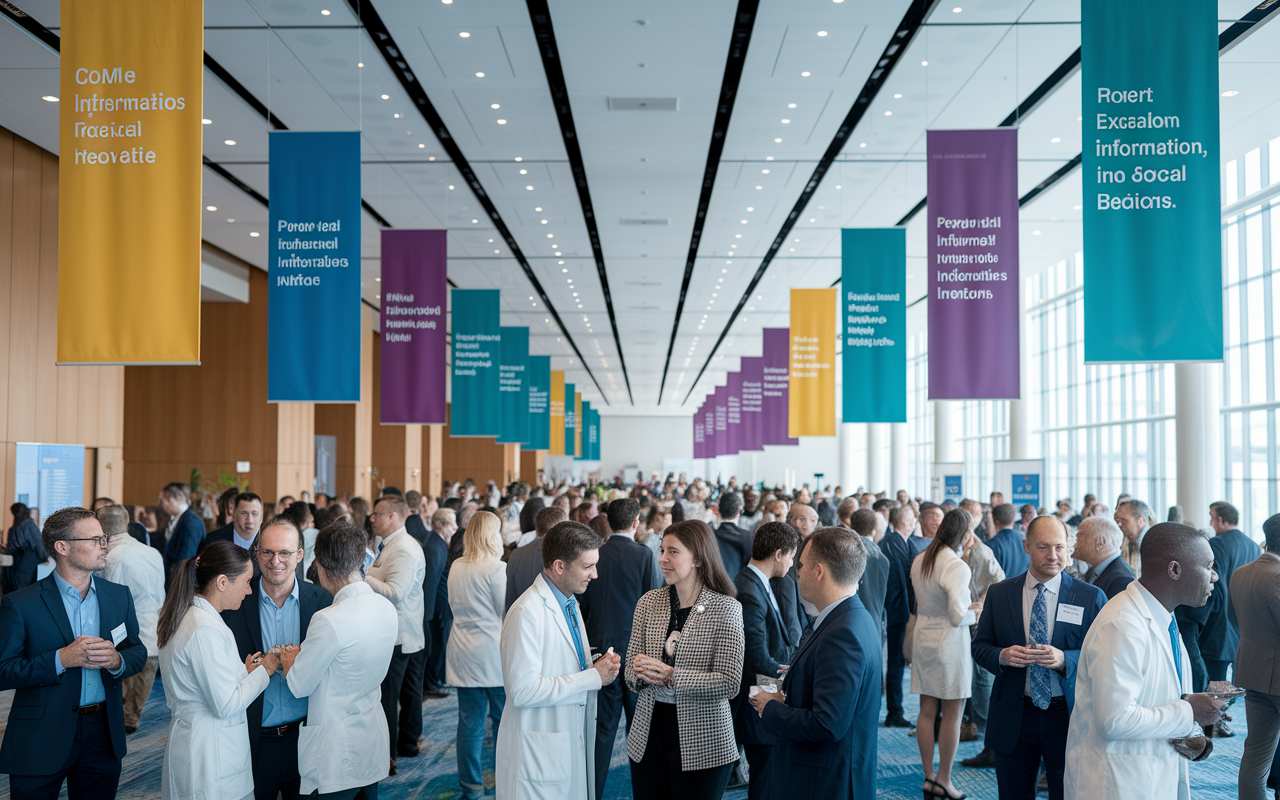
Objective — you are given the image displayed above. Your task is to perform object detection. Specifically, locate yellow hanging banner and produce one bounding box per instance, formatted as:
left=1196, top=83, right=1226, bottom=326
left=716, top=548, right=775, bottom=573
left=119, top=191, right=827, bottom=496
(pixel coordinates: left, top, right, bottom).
left=549, top=370, right=565, bottom=456
left=57, top=0, right=204, bottom=364
left=574, top=392, right=583, bottom=458
left=788, top=288, right=837, bottom=437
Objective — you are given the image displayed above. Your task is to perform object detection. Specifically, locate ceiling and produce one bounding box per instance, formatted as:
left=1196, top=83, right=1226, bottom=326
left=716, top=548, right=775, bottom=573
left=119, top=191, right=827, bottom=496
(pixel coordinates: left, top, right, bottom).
left=2, top=0, right=1278, bottom=415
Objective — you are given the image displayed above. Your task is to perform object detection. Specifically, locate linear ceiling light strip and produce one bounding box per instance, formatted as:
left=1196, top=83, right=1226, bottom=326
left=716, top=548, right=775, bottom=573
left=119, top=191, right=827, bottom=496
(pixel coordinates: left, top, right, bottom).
left=526, top=0, right=634, bottom=404
left=656, top=0, right=760, bottom=405
left=345, top=0, right=609, bottom=403
left=680, top=0, right=941, bottom=404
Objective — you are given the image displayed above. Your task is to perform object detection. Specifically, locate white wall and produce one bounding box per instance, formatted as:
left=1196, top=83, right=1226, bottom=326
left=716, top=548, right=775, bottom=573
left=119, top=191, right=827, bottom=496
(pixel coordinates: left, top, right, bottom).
left=599, top=415, right=693, bottom=482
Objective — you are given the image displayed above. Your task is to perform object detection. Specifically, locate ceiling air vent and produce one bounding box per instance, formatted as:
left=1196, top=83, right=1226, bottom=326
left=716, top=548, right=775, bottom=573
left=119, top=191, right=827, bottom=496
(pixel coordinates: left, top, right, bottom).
left=619, top=218, right=669, bottom=226
left=608, top=97, right=679, bottom=111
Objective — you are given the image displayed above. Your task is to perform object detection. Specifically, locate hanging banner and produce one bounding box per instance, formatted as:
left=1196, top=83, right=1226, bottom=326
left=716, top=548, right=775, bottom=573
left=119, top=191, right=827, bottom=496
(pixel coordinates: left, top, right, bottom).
left=563, top=382, right=577, bottom=457
left=693, top=402, right=706, bottom=459
left=524, top=355, right=551, bottom=451
left=499, top=327, right=530, bottom=445
left=927, top=129, right=1020, bottom=399
left=450, top=289, right=500, bottom=436
left=1081, top=0, right=1221, bottom=362
left=762, top=329, right=799, bottom=446
left=726, top=372, right=743, bottom=456
left=380, top=230, right=447, bottom=424
left=703, top=401, right=718, bottom=459
left=740, top=356, right=765, bottom=452
left=589, top=407, right=600, bottom=460
left=789, top=289, right=837, bottom=437
left=714, top=387, right=729, bottom=457
left=267, top=132, right=362, bottom=401
left=574, top=392, right=583, bottom=458
left=576, top=401, right=592, bottom=461
left=549, top=370, right=566, bottom=455
left=58, top=0, right=203, bottom=365
left=842, top=229, right=907, bottom=422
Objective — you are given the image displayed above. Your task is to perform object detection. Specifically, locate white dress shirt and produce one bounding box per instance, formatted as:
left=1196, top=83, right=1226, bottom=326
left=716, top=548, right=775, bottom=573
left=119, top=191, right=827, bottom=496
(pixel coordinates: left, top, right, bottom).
left=1022, top=570, right=1063, bottom=697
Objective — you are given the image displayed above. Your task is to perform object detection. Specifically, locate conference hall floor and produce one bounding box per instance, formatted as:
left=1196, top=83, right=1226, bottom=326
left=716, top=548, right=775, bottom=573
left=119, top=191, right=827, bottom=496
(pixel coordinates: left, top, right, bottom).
left=0, top=671, right=1248, bottom=799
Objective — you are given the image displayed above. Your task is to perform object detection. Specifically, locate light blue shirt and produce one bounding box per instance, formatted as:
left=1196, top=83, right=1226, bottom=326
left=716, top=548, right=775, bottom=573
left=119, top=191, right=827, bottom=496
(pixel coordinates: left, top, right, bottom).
left=747, top=564, right=779, bottom=614
left=544, top=574, right=588, bottom=670
left=811, top=594, right=854, bottom=633
left=52, top=571, right=125, bottom=705
left=232, top=529, right=256, bottom=550
left=258, top=577, right=307, bottom=726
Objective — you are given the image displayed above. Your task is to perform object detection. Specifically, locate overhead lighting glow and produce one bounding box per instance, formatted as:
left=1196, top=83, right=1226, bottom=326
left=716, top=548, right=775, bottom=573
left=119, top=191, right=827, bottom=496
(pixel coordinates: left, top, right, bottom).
left=476, top=72, right=485, bottom=78
left=774, top=137, right=782, bottom=143
left=472, top=219, right=478, bottom=223
left=449, top=184, right=455, bottom=189
left=249, top=231, right=260, bottom=237
left=801, top=71, right=811, bottom=77
left=206, top=205, right=217, bottom=211
left=766, top=156, right=773, bottom=161
left=741, top=220, right=748, bottom=224
left=357, top=62, right=364, bottom=68
left=1033, top=230, right=1042, bottom=235
left=883, top=111, right=892, bottom=116
left=952, top=6, right=962, bottom=12
left=1072, top=204, right=1082, bottom=210
left=381, top=94, right=390, bottom=100
left=747, top=207, right=754, bottom=212
left=781, top=119, right=790, bottom=124
left=817, top=30, right=828, bottom=36
left=419, top=143, right=425, bottom=148
left=224, top=139, right=236, bottom=145
left=525, top=185, right=534, bottom=190
left=1050, top=137, right=1061, bottom=143
left=459, top=31, right=471, bottom=37
left=922, top=60, right=928, bottom=66
left=321, top=9, right=331, bottom=15
left=535, top=206, right=542, bottom=211
left=42, top=95, right=59, bottom=102
left=515, top=157, right=523, bottom=161
left=546, top=233, right=554, bottom=238
left=860, top=142, right=867, bottom=147
left=202, top=118, right=211, bottom=124
left=491, top=103, right=500, bottom=109
left=762, top=169, right=770, bottom=174
left=1222, top=90, right=1239, bottom=97
left=893, top=93, right=902, bottom=99
left=755, top=185, right=762, bottom=190
left=496, top=119, right=507, bottom=124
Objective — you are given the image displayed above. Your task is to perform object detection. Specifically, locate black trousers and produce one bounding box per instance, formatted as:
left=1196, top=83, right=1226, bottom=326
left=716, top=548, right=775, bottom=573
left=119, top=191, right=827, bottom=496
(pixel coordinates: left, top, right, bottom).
left=885, top=622, right=907, bottom=716
left=1206, top=659, right=1232, bottom=683
left=630, top=702, right=733, bottom=800
left=1177, top=614, right=1208, bottom=692
left=425, top=615, right=450, bottom=692
left=593, top=674, right=637, bottom=799
left=8, top=712, right=120, bottom=800
left=994, top=697, right=1068, bottom=800
left=380, top=645, right=425, bottom=754
left=742, top=743, right=774, bottom=800
left=314, top=782, right=378, bottom=800
left=255, top=725, right=302, bottom=800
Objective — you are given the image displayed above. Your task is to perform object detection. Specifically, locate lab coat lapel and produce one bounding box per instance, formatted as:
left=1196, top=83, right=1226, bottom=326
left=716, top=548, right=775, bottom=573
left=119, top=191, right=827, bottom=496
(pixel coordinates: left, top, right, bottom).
left=40, top=576, right=75, bottom=646
left=535, top=574, right=581, bottom=659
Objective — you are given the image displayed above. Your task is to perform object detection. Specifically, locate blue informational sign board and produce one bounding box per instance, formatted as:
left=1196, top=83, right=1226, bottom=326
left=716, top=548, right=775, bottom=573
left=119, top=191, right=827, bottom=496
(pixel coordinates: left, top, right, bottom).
left=1012, top=474, right=1041, bottom=506
left=15, top=442, right=86, bottom=519
left=944, top=475, right=963, bottom=503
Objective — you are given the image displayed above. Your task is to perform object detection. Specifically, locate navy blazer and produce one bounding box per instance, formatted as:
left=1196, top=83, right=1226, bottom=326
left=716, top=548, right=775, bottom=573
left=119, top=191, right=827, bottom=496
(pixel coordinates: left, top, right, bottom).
left=198, top=524, right=236, bottom=552
left=164, top=508, right=207, bottom=572
left=971, top=571, right=1105, bottom=755
left=505, top=538, right=544, bottom=614
left=715, top=521, right=753, bottom=580
left=4, top=519, right=47, bottom=591
left=420, top=530, right=448, bottom=622
left=735, top=565, right=801, bottom=746
left=0, top=574, right=147, bottom=774
left=221, top=577, right=332, bottom=766
left=987, top=528, right=1030, bottom=579
left=1201, top=529, right=1261, bottom=662
left=1090, top=555, right=1135, bottom=600
left=771, top=572, right=809, bottom=643
left=879, top=532, right=912, bottom=626
left=579, top=534, right=661, bottom=660
left=762, top=595, right=880, bottom=800
left=856, top=535, right=889, bottom=624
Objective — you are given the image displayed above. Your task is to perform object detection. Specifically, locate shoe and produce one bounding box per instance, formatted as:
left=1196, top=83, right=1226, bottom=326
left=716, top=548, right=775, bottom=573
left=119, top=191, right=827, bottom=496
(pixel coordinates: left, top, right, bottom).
left=424, top=689, right=450, bottom=699
left=389, top=757, right=397, bottom=777
left=397, top=743, right=421, bottom=758
left=884, top=713, right=913, bottom=728
left=1038, top=772, right=1049, bottom=793
left=125, top=725, right=138, bottom=735
left=958, top=721, right=980, bottom=742
left=926, top=780, right=967, bottom=800
left=961, top=747, right=996, bottom=768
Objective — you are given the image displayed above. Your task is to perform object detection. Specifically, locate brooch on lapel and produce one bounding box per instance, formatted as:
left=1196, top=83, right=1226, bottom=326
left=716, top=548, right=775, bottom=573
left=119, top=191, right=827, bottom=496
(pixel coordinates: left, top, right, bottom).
left=695, top=604, right=705, bottom=614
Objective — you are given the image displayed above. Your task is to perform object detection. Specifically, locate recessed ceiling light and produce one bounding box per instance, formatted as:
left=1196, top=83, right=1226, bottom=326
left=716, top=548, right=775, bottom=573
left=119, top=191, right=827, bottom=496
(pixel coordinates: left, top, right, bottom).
left=526, top=185, right=534, bottom=190
left=41, top=95, right=59, bottom=102
left=761, top=169, right=770, bottom=174
left=227, top=218, right=235, bottom=222
left=202, top=118, right=211, bottom=124
left=1072, top=204, right=1082, bottom=210
left=459, top=31, right=471, bottom=37
left=546, top=233, right=554, bottom=238
left=497, top=119, right=507, bottom=124
left=555, top=251, right=562, bottom=255
left=809, top=218, right=815, bottom=222
left=747, top=207, right=754, bottom=212
left=781, top=119, right=790, bottom=124
left=206, top=205, right=217, bottom=211
left=766, top=156, right=773, bottom=161
left=491, top=103, right=501, bottom=109
left=419, top=143, right=425, bottom=148
left=535, top=206, right=542, bottom=211
left=442, top=0, right=452, bottom=4
left=476, top=72, right=485, bottom=78
left=495, top=249, right=500, bottom=254
left=1050, top=137, right=1061, bottom=143
left=835, top=185, right=841, bottom=189
left=249, top=231, right=260, bottom=237
left=489, top=239, right=494, bottom=242
left=541, top=219, right=548, bottom=224
left=952, top=6, right=962, bottom=12
left=515, top=157, right=523, bottom=161
left=883, top=111, right=892, bottom=116
left=735, top=234, right=742, bottom=238
left=755, top=185, right=763, bottom=190
left=1222, top=90, right=1239, bottom=97
left=381, top=94, right=391, bottom=100
left=893, top=93, right=902, bottom=99
left=472, top=219, right=478, bottom=223
left=741, top=220, right=748, bottom=224
left=922, top=60, right=929, bottom=66
left=774, top=137, right=782, bottom=143
left=321, top=8, right=331, bottom=15
left=801, top=71, right=811, bottom=77
left=224, top=139, right=236, bottom=145
left=817, top=30, right=828, bottom=36
left=1033, top=230, right=1042, bottom=235
left=859, top=142, right=867, bottom=147
left=357, top=62, right=364, bottom=68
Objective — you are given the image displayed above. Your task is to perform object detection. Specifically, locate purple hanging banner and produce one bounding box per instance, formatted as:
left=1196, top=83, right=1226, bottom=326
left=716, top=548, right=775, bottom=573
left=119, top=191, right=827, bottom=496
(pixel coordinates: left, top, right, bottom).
left=926, top=129, right=1020, bottom=399
left=726, top=372, right=743, bottom=456
left=380, top=229, right=447, bottom=423
left=693, top=402, right=706, bottom=459
left=740, top=356, right=765, bottom=452
left=762, top=328, right=799, bottom=446
left=703, top=400, right=718, bottom=458
left=714, top=387, right=728, bottom=457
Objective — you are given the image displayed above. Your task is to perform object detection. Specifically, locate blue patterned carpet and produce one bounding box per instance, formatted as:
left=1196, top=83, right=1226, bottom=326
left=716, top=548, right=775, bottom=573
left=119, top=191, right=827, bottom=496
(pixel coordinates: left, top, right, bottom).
left=0, top=668, right=1252, bottom=799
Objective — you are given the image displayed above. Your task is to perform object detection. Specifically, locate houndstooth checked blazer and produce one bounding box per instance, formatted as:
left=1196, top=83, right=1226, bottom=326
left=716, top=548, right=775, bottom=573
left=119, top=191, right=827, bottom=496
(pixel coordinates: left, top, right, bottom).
left=624, top=585, right=744, bottom=771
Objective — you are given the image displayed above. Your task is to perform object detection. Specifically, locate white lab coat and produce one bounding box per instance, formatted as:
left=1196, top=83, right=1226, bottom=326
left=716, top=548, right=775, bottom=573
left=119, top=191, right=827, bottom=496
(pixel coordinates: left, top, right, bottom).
left=496, top=573, right=602, bottom=800
left=366, top=528, right=427, bottom=653
left=159, top=597, right=271, bottom=800
left=1065, top=579, right=1197, bottom=800
left=447, top=558, right=507, bottom=687
left=102, top=533, right=166, bottom=657
left=285, top=581, right=398, bottom=795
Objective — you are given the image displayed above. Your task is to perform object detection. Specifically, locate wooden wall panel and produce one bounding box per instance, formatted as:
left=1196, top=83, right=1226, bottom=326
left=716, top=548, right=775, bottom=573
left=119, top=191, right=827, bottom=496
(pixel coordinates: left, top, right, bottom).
left=520, top=449, right=545, bottom=486
left=34, top=149, right=58, bottom=444
left=7, top=136, right=42, bottom=445
left=423, top=425, right=443, bottom=498
left=441, top=405, right=520, bottom=487
left=369, top=333, right=423, bottom=494
left=0, top=130, right=12, bottom=444
left=355, top=306, right=374, bottom=500
left=315, top=403, right=357, bottom=497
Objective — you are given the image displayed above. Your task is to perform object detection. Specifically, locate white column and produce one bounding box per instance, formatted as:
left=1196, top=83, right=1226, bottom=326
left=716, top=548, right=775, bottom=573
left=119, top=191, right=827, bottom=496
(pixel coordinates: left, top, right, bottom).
left=1009, top=398, right=1030, bottom=460
left=934, top=400, right=957, bottom=464
left=867, top=423, right=886, bottom=494
left=1175, top=362, right=1222, bottom=527
left=839, top=422, right=861, bottom=494
left=890, top=422, right=909, bottom=495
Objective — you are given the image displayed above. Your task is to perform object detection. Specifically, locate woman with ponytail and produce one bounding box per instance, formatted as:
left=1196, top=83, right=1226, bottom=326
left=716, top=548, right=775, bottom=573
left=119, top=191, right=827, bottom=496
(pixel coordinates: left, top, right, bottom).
left=157, top=540, right=277, bottom=800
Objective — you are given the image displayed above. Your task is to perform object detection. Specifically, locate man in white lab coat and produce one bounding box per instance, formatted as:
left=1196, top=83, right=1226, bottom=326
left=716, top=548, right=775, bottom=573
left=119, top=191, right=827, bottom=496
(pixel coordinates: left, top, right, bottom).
left=1065, top=523, right=1227, bottom=800
left=497, top=521, right=622, bottom=800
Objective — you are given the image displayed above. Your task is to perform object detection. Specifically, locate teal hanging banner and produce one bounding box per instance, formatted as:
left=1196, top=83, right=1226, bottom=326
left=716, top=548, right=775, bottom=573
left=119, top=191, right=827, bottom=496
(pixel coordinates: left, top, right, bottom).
left=523, top=355, right=550, bottom=451
left=450, top=290, right=500, bottom=437
left=499, top=327, right=529, bottom=445
left=576, top=401, right=592, bottom=461
left=1081, top=0, right=1222, bottom=362
left=842, top=228, right=907, bottom=422
left=563, top=382, right=576, bottom=456
left=587, top=407, right=600, bottom=460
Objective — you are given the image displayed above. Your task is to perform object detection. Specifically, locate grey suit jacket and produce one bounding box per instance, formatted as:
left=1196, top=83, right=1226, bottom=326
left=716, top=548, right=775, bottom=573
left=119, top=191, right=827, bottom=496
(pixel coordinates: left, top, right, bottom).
left=1230, top=552, right=1280, bottom=694
left=505, top=537, right=544, bottom=614
left=858, top=534, right=889, bottom=624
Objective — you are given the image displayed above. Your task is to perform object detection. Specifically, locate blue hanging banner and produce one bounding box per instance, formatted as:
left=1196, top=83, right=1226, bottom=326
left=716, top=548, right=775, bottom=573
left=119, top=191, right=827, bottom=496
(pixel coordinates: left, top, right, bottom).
left=576, top=400, right=592, bottom=461
left=842, top=228, right=907, bottom=421
left=450, top=289, right=501, bottom=437
left=1081, top=0, right=1222, bottom=362
left=563, top=382, right=576, bottom=457
left=523, top=355, right=551, bottom=451
left=268, top=131, right=361, bottom=401
left=589, top=407, right=600, bottom=460
left=499, top=327, right=530, bottom=445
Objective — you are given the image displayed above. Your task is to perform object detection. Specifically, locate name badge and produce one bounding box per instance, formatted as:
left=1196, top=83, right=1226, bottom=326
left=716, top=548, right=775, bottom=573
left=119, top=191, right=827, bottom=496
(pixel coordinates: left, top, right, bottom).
left=1056, top=604, right=1085, bottom=625
left=111, top=623, right=127, bottom=646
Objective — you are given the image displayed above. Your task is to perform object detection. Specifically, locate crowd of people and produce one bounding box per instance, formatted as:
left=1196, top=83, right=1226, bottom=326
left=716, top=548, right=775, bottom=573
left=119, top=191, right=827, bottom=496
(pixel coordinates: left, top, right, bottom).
left=1, top=473, right=1279, bottom=800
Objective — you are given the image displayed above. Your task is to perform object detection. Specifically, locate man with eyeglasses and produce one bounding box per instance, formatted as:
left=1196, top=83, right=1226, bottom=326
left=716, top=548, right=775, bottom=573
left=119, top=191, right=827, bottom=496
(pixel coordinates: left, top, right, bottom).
left=0, top=506, right=147, bottom=800
left=222, top=516, right=332, bottom=800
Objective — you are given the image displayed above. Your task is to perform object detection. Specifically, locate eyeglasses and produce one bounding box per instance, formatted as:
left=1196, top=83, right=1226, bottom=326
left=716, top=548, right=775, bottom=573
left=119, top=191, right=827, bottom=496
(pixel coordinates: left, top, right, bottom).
left=255, top=548, right=301, bottom=561
left=65, top=535, right=109, bottom=547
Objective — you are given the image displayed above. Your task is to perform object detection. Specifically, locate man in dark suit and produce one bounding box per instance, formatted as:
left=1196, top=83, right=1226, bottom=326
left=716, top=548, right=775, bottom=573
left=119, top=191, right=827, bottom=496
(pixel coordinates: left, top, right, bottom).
left=1231, top=513, right=1280, bottom=797
left=752, top=527, right=881, bottom=800
left=971, top=516, right=1106, bottom=800
left=5, top=502, right=47, bottom=591
left=735, top=521, right=803, bottom=800
left=505, top=505, right=567, bottom=612
left=987, top=503, right=1030, bottom=579
left=578, top=498, right=661, bottom=800
left=879, top=503, right=917, bottom=727
left=1199, top=500, right=1260, bottom=736
left=0, top=507, right=147, bottom=800
left=201, top=492, right=264, bottom=553
left=1072, top=515, right=1134, bottom=600
left=417, top=504, right=449, bottom=699
left=222, top=516, right=332, bottom=800
left=159, top=481, right=206, bottom=576
left=715, top=491, right=753, bottom=579
left=843, top=505, right=888, bottom=624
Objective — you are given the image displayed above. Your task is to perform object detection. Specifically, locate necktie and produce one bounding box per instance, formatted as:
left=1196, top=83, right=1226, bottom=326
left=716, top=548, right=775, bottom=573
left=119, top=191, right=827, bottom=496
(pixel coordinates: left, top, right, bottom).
left=1168, top=617, right=1184, bottom=689
left=377, top=540, right=386, bottom=554
left=1030, top=584, right=1052, bottom=710
left=565, top=598, right=587, bottom=670
left=795, top=620, right=815, bottom=652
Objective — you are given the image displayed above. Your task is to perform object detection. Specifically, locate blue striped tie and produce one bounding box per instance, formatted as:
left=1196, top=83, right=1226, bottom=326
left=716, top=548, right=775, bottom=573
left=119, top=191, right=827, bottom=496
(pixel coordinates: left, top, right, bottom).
left=1030, top=584, right=1052, bottom=709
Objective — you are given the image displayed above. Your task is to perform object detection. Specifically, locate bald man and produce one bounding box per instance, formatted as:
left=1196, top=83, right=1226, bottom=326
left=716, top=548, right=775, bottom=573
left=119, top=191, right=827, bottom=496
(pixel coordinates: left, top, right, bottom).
left=787, top=504, right=818, bottom=540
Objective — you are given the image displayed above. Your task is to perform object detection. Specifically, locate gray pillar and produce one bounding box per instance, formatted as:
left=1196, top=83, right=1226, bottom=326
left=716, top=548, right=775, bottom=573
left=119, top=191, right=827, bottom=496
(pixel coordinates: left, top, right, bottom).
left=867, top=423, right=887, bottom=494
left=890, top=422, right=909, bottom=495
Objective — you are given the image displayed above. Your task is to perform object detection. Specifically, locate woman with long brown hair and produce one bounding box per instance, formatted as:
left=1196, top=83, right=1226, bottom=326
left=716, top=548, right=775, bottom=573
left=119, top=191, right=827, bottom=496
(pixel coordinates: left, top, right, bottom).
left=910, top=509, right=983, bottom=800
left=625, top=519, right=744, bottom=799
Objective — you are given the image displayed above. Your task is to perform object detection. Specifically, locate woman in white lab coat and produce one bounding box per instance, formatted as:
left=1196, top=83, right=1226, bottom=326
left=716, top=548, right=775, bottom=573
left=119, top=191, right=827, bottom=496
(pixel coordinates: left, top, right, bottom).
left=156, top=540, right=277, bottom=800
left=446, top=511, right=508, bottom=800
left=281, top=521, right=399, bottom=800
